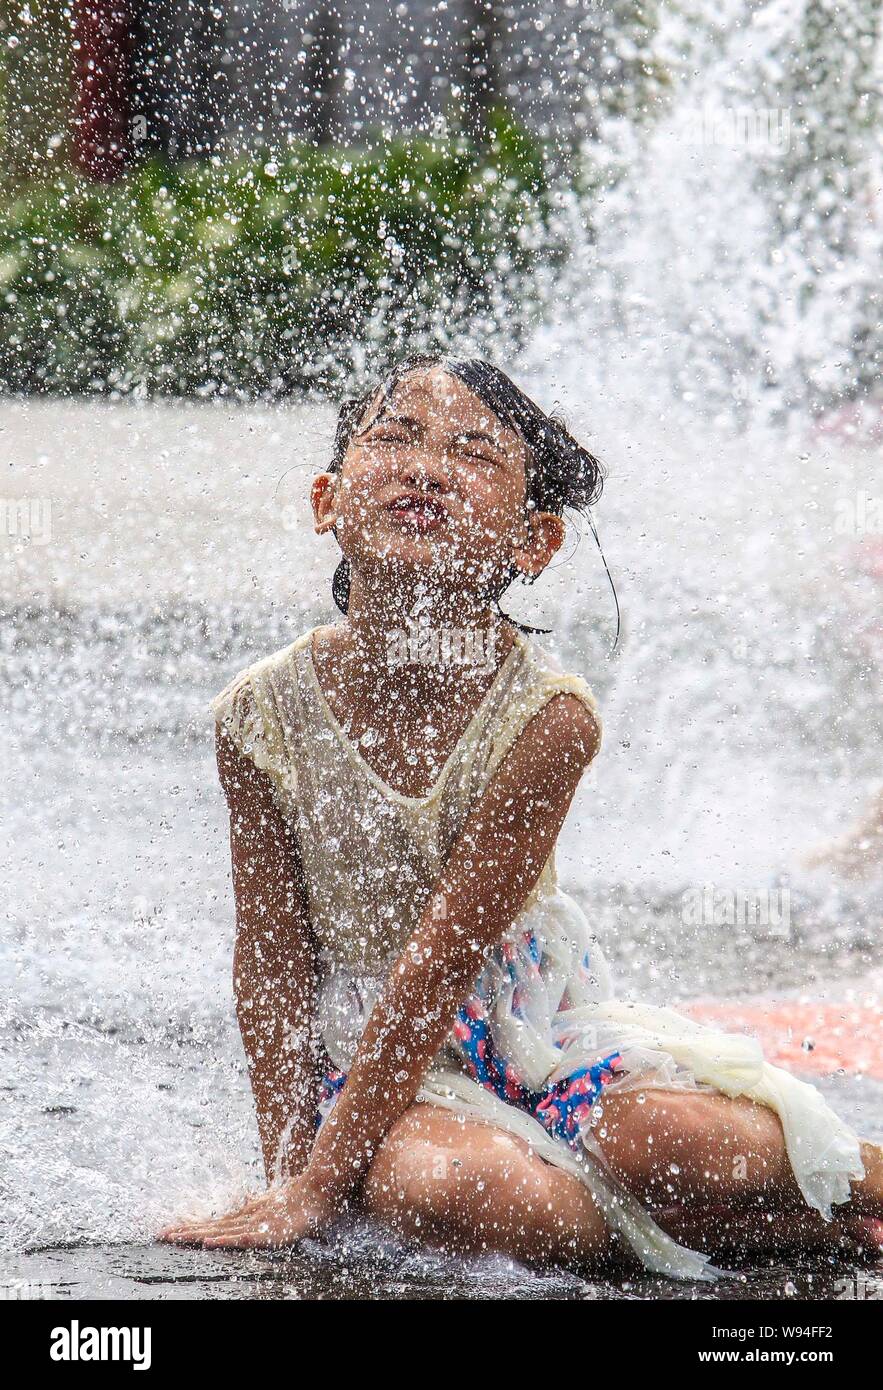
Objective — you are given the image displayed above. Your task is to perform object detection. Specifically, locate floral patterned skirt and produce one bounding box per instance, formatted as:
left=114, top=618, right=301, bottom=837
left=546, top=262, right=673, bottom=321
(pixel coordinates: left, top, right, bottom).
left=316, top=993, right=625, bottom=1150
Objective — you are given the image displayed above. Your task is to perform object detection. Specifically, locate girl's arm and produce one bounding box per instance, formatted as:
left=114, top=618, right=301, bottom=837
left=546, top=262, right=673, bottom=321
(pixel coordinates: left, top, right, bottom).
left=216, top=722, right=321, bottom=1182
left=304, top=691, right=600, bottom=1205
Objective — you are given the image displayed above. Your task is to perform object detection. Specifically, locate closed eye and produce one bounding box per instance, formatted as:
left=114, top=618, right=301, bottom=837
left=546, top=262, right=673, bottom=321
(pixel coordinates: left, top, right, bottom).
left=452, top=429, right=508, bottom=459
left=362, top=431, right=411, bottom=445
left=453, top=442, right=505, bottom=466
left=357, top=423, right=507, bottom=465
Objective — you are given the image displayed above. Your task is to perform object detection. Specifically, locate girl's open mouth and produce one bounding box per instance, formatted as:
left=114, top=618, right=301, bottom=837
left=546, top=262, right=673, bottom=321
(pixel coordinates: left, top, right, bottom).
left=384, top=493, right=450, bottom=533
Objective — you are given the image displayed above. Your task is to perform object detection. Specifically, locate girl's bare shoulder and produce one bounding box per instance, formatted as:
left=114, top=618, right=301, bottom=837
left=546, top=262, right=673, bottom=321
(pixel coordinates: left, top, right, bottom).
left=485, top=634, right=603, bottom=784
left=208, top=628, right=317, bottom=798
left=209, top=628, right=315, bottom=717
left=518, top=636, right=601, bottom=727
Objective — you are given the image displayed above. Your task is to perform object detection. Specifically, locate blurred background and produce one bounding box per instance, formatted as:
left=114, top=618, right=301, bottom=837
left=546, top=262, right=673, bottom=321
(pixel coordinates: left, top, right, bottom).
left=0, top=0, right=878, bottom=405
left=1, top=1, right=882, bottom=1297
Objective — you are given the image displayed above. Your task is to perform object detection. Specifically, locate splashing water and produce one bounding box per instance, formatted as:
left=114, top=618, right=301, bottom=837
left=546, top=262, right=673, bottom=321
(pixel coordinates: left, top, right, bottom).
left=2, top=3, right=882, bottom=1293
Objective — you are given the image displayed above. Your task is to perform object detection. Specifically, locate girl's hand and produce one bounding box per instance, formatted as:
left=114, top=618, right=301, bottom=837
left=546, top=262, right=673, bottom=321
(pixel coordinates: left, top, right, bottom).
left=156, top=1176, right=342, bottom=1250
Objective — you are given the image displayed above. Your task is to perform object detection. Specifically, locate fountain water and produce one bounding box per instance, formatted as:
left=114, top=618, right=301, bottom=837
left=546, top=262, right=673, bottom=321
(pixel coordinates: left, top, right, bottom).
left=1, top=0, right=881, bottom=1298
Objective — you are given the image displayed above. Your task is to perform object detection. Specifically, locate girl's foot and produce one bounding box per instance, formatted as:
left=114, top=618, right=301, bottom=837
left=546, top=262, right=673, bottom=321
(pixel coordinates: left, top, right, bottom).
left=653, top=1203, right=883, bottom=1264
left=838, top=1215, right=883, bottom=1261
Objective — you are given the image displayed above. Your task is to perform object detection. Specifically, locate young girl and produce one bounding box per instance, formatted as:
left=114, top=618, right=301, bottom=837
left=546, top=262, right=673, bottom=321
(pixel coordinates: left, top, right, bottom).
left=159, top=354, right=883, bottom=1279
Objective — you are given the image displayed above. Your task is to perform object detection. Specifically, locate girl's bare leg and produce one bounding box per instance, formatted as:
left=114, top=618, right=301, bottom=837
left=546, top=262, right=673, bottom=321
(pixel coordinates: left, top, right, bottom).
left=592, top=1087, right=883, bottom=1220
left=361, top=1104, right=615, bottom=1269
left=360, top=1095, right=883, bottom=1271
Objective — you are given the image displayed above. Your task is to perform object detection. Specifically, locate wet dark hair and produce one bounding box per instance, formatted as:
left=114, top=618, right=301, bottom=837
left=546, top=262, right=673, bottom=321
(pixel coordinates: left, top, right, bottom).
left=325, top=352, right=615, bottom=639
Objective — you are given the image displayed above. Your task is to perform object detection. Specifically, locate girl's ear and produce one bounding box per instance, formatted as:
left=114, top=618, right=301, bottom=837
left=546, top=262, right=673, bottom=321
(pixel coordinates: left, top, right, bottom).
left=311, top=473, right=340, bottom=534
left=510, top=511, right=566, bottom=579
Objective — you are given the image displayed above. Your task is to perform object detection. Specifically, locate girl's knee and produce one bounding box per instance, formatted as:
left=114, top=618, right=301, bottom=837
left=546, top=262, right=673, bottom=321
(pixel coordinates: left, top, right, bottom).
left=363, top=1130, right=613, bottom=1267
left=363, top=1145, right=487, bottom=1245
left=363, top=1120, right=475, bottom=1221
left=363, top=1121, right=556, bottom=1246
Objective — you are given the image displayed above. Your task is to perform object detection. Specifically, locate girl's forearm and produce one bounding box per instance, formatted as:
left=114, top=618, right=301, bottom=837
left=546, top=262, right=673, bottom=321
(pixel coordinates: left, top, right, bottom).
left=302, top=806, right=548, bottom=1199
left=234, top=939, right=321, bottom=1181
left=303, top=928, right=467, bottom=1200
left=240, top=1006, right=320, bottom=1180
left=217, top=723, right=325, bottom=1182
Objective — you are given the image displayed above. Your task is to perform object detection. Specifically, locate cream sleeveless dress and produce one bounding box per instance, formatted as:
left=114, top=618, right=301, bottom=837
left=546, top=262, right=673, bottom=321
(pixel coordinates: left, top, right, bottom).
left=210, top=624, right=865, bottom=1281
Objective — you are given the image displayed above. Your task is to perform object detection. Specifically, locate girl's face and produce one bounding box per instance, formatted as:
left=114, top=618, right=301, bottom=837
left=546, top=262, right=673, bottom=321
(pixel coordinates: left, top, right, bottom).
left=312, top=366, right=565, bottom=600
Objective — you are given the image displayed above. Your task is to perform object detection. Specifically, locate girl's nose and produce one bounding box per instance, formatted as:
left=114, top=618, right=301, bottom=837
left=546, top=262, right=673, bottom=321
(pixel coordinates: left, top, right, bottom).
left=402, top=453, right=450, bottom=490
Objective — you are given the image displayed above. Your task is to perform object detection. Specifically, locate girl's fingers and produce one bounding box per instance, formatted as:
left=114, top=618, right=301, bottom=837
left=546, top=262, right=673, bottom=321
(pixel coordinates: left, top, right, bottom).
left=172, top=1218, right=258, bottom=1241
left=176, top=1214, right=280, bottom=1243
left=165, top=1228, right=218, bottom=1243
left=204, top=1225, right=298, bottom=1250
left=159, top=1220, right=220, bottom=1240
left=159, top=1191, right=281, bottom=1240
left=202, top=1211, right=307, bottom=1247
left=163, top=1216, right=304, bottom=1249
left=158, top=1191, right=299, bottom=1247
left=160, top=1216, right=255, bottom=1243
left=163, top=1198, right=281, bottom=1239
left=204, top=1220, right=285, bottom=1243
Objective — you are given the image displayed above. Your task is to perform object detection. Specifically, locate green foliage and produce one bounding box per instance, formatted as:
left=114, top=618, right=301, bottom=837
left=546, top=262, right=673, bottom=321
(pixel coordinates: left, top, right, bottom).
left=0, top=107, right=565, bottom=398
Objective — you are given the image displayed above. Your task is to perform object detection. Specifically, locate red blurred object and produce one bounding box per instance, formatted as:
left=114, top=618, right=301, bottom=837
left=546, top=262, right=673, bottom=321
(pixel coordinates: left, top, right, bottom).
left=71, top=1, right=131, bottom=180
left=684, top=1000, right=883, bottom=1079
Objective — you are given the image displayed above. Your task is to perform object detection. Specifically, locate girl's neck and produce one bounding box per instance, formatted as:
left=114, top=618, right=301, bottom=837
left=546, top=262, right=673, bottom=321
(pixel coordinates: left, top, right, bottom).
left=311, top=564, right=521, bottom=750
left=342, top=568, right=509, bottom=665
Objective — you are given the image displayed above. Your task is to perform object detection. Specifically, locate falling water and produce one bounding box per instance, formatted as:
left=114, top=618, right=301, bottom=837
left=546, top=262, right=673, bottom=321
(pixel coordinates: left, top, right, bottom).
left=1, top=1, right=881, bottom=1296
